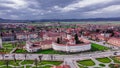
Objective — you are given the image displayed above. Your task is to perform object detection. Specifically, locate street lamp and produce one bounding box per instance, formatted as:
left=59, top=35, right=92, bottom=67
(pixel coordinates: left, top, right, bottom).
left=66, top=44, right=69, bottom=54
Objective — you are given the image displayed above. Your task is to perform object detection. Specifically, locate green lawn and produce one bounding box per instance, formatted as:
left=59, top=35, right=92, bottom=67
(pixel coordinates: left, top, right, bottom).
left=0, top=42, right=26, bottom=53
left=78, top=65, right=88, bottom=68
left=21, top=60, right=34, bottom=65
left=14, top=49, right=28, bottom=53
left=34, top=49, right=66, bottom=54
left=37, top=61, right=62, bottom=68
left=39, top=61, right=62, bottom=65
left=14, top=49, right=66, bottom=54
left=78, top=59, right=95, bottom=66
left=96, top=57, right=111, bottom=63
left=91, top=43, right=109, bottom=51
left=3, top=43, right=14, bottom=48
left=99, top=64, right=105, bottom=67
left=0, top=42, right=15, bottom=53
left=0, top=60, right=21, bottom=66
left=0, top=60, right=62, bottom=68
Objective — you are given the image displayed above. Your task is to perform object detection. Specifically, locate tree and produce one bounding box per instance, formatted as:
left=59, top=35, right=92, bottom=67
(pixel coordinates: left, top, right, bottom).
left=14, top=42, right=17, bottom=48
left=38, top=55, right=42, bottom=62
left=13, top=54, right=17, bottom=63
left=51, top=55, right=53, bottom=60
left=74, top=34, right=79, bottom=44
left=1, top=53, right=4, bottom=60
left=56, top=38, right=60, bottom=44
left=24, top=53, right=27, bottom=60
left=5, top=60, right=9, bottom=68
left=34, top=59, right=38, bottom=68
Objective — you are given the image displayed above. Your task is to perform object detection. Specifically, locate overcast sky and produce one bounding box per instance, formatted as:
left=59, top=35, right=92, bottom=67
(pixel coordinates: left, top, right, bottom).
left=0, top=0, right=120, bottom=20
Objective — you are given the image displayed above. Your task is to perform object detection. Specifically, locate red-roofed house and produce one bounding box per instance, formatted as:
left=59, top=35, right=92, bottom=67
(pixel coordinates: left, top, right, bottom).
left=107, top=37, right=120, bottom=46
left=24, top=40, right=52, bottom=52
left=16, top=32, right=38, bottom=40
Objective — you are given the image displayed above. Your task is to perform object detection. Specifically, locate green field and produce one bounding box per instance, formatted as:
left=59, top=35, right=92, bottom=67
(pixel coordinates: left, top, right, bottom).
left=14, top=49, right=28, bottom=53
left=0, top=60, right=62, bottom=68
left=34, top=49, right=66, bottom=54
left=78, top=59, right=95, bottom=66
left=0, top=42, right=15, bottom=53
left=14, top=49, right=66, bottom=54
left=91, top=43, right=109, bottom=51
left=96, top=57, right=111, bottom=63
left=99, top=64, right=105, bottom=67
left=77, top=57, right=120, bottom=68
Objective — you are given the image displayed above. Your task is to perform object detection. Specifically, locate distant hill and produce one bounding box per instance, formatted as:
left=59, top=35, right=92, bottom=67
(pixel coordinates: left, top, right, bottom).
left=0, top=17, right=120, bottom=23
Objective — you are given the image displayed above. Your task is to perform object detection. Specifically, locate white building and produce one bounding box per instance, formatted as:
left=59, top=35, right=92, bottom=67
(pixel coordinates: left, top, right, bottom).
left=24, top=40, right=52, bottom=52
left=24, top=41, right=40, bottom=52
left=0, top=37, right=2, bottom=48
left=52, top=34, right=91, bottom=53
left=52, top=43, right=91, bottom=52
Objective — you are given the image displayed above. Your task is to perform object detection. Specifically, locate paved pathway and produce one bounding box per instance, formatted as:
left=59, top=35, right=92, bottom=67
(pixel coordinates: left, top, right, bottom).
left=10, top=47, right=17, bottom=54
left=63, top=58, right=79, bottom=68
left=88, top=57, right=116, bottom=68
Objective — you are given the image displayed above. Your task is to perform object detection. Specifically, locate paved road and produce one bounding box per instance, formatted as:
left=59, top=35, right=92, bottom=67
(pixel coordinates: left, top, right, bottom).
left=0, top=50, right=120, bottom=68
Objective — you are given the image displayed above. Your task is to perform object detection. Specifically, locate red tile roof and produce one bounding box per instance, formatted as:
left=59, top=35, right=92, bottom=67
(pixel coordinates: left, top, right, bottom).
left=33, top=40, right=53, bottom=45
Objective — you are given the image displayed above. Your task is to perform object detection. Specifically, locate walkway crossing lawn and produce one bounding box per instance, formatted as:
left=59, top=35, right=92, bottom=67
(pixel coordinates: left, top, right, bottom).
left=39, top=61, right=62, bottom=65
left=0, top=66, right=12, bottom=68
left=78, top=65, right=88, bottom=68
left=77, top=59, right=95, bottom=66
left=0, top=60, right=21, bottom=66
left=37, top=61, right=62, bottom=68
left=91, top=43, right=109, bottom=51
left=0, top=42, right=15, bottom=53
left=21, top=60, right=34, bottom=65
left=77, top=57, right=120, bottom=68
left=0, top=60, right=62, bottom=68
left=96, top=57, right=111, bottom=63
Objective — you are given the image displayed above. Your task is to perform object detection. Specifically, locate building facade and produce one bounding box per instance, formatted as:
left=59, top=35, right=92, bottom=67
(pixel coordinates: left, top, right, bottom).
left=0, top=37, right=2, bottom=48
left=52, top=34, right=91, bottom=53
left=107, top=37, right=120, bottom=46
left=52, top=43, right=91, bottom=52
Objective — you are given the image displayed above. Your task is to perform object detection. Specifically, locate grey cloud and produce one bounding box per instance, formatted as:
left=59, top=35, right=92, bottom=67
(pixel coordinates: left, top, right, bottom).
left=0, top=0, right=120, bottom=20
